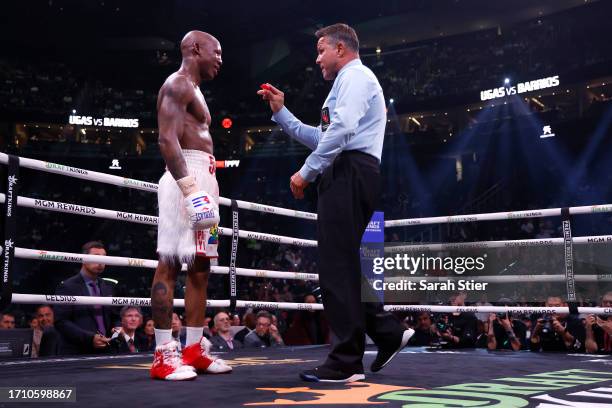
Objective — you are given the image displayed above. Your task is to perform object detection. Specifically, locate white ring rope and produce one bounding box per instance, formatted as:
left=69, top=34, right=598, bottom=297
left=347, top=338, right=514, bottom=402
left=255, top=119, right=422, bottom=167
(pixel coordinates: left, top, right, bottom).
left=5, top=192, right=611, bottom=251
left=4, top=153, right=612, bottom=227
left=14, top=248, right=320, bottom=281
left=15, top=246, right=612, bottom=284
left=385, top=205, right=612, bottom=227
left=0, top=193, right=317, bottom=247
left=382, top=304, right=612, bottom=315
left=10, top=294, right=323, bottom=311
left=9, top=294, right=612, bottom=315
left=18, top=245, right=612, bottom=285
left=0, top=152, right=317, bottom=220
left=385, top=235, right=612, bottom=252
left=383, top=274, right=612, bottom=283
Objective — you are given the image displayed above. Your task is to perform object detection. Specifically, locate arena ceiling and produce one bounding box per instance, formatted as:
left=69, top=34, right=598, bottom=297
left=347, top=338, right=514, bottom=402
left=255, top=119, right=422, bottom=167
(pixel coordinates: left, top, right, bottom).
left=3, top=0, right=598, bottom=52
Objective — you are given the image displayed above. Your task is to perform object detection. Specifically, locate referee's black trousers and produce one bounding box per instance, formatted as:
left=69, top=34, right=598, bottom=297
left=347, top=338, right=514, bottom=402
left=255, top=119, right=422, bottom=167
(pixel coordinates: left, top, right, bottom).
left=317, top=150, right=404, bottom=373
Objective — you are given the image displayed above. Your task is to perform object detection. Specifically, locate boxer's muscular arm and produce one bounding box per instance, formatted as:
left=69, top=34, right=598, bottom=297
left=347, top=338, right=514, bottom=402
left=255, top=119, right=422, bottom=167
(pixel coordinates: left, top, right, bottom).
left=158, top=77, right=194, bottom=180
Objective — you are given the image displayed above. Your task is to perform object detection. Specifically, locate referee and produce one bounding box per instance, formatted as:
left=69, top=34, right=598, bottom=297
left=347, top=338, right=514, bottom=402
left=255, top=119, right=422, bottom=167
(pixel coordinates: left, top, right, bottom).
left=258, top=23, right=413, bottom=382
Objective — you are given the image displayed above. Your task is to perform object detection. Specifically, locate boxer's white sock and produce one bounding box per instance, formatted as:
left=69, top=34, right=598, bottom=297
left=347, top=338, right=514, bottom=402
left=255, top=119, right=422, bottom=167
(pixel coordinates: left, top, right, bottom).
left=154, top=328, right=172, bottom=346
left=186, top=327, right=204, bottom=346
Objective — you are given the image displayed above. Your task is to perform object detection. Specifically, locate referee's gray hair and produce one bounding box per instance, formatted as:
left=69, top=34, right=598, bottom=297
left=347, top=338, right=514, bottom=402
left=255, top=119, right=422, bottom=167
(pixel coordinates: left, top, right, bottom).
left=315, top=23, right=359, bottom=52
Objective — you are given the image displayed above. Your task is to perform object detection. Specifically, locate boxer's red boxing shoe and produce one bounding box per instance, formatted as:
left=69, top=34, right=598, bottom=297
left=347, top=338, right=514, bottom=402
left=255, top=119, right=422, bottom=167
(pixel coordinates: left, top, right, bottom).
left=182, top=336, right=232, bottom=374
left=151, top=340, right=197, bottom=381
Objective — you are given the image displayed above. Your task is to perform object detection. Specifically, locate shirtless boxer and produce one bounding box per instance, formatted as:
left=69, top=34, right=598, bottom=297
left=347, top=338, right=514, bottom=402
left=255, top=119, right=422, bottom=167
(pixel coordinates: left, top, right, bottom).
left=150, top=30, right=231, bottom=381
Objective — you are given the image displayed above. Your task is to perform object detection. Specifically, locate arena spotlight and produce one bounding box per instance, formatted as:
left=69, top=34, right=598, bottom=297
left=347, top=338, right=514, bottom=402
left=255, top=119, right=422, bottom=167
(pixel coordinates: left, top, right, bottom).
left=389, top=98, right=394, bottom=104
left=504, top=78, right=510, bottom=84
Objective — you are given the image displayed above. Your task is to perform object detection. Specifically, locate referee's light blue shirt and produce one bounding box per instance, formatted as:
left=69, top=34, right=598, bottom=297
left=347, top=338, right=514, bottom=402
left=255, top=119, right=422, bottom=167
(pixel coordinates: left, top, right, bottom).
left=272, top=59, right=387, bottom=182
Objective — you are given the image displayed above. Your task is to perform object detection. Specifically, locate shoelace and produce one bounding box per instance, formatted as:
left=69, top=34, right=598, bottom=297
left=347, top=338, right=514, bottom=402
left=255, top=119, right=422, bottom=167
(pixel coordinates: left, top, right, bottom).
left=199, top=347, right=216, bottom=359
left=160, top=346, right=181, bottom=368
left=197, top=343, right=220, bottom=362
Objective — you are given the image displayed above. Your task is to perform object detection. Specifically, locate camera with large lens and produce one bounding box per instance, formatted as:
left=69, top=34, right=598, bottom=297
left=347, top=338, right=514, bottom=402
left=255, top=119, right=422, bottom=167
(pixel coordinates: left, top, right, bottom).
left=436, top=317, right=453, bottom=333
left=436, top=321, right=447, bottom=332
left=541, top=315, right=554, bottom=338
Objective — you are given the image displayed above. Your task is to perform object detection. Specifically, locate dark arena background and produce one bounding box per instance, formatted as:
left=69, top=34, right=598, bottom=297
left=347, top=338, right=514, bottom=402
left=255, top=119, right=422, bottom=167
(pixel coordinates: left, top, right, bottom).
left=1, top=0, right=612, bottom=407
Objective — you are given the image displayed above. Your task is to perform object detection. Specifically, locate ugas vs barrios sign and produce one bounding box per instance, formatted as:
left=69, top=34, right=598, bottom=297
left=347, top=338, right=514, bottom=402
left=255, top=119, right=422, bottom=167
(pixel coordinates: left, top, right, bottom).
left=480, top=75, right=560, bottom=101
left=68, top=115, right=139, bottom=128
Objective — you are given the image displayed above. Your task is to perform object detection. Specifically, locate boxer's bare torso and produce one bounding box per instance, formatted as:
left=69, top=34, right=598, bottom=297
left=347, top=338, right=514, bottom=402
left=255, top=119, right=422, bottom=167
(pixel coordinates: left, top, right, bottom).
left=157, top=72, right=214, bottom=155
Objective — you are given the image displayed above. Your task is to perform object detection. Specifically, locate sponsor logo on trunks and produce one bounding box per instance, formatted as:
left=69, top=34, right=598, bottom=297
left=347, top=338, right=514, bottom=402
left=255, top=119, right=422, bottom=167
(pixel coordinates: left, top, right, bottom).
left=208, top=225, right=219, bottom=245
left=196, top=230, right=206, bottom=255
left=248, top=368, right=612, bottom=406
left=192, top=195, right=211, bottom=208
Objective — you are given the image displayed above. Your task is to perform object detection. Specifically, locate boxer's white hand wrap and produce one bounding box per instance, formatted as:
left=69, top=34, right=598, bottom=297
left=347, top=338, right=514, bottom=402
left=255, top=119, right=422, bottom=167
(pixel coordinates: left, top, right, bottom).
left=177, top=175, right=198, bottom=197
left=177, top=175, right=220, bottom=230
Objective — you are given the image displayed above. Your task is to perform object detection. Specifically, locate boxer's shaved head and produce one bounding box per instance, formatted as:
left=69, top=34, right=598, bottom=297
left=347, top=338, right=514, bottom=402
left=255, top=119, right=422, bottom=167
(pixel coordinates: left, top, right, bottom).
left=180, top=30, right=222, bottom=81
left=180, top=31, right=216, bottom=55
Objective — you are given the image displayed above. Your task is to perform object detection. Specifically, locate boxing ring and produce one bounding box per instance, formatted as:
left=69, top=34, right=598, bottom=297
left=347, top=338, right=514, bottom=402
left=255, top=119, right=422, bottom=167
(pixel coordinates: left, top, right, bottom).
left=1, top=151, right=612, bottom=407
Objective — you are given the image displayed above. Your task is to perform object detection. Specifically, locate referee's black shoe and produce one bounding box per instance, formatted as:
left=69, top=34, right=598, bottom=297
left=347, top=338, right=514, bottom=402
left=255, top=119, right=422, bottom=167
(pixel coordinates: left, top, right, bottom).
left=370, top=329, right=414, bottom=372
left=300, top=365, right=365, bottom=383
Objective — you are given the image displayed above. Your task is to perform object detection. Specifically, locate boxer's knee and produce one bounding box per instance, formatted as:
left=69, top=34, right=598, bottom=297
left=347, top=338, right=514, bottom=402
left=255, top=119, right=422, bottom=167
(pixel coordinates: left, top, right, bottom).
left=155, top=258, right=180, bottom=283
left=186, top=257, right=210, bottom=288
